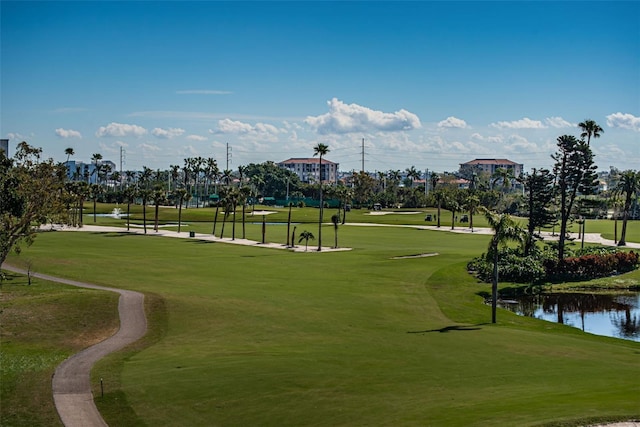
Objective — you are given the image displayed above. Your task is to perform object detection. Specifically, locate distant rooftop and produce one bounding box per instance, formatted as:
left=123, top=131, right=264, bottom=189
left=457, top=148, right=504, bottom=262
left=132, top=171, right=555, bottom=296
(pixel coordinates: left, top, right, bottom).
left=461, top=159, right=520, bottom=165
left=279, top=157, right=338, bottom=165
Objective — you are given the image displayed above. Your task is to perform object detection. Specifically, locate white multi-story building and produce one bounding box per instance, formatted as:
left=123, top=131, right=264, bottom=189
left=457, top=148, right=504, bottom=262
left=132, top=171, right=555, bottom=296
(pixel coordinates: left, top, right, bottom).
left=278, top=157, right=339, bottom=184
left=63, top=159, right=117, bottom=183
left=459, top=158, right=524, bottom=178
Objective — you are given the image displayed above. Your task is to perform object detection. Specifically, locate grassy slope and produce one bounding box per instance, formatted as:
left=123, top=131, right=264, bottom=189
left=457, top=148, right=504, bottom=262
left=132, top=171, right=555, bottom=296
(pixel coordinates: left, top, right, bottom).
left=4, top=221, right=639, bottom=426
left=0, top=275, right=119, bottom=426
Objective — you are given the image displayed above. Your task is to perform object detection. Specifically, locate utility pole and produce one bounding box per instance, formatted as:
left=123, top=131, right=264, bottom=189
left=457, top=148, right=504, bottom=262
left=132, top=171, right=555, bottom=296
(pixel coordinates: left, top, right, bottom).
left=119, top=147, right=125, bottom=190
left=361, top=138, right=365, bottom=173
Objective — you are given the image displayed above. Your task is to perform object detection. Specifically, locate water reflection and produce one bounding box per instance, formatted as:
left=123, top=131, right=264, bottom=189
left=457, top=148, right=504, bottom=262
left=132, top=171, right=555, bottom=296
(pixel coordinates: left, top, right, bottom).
left=501, top=292, right=640, bottom=342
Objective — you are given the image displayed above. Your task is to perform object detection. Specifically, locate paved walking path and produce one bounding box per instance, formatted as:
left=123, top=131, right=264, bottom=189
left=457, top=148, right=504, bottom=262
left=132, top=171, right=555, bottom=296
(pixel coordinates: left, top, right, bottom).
left=44, top=223, right=352, bottom=252
left=2, top=265, right=147, bottom=427
left=346, top=222, right=640, bottom=249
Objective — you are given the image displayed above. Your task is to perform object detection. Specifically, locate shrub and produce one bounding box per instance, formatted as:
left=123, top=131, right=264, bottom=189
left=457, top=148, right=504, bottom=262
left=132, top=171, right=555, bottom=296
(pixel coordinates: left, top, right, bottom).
left=469, top=248, right=639, bottom=284
left=468, top=248, right=546, bottom=284
left=544, top=251, right=639, bottom=281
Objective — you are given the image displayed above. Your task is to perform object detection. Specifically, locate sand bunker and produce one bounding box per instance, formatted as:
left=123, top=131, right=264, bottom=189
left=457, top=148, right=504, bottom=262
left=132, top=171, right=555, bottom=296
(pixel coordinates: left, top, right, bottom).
left=367, top=211, right=421, bottom=216
left=391, top=253, right=439, bottom=259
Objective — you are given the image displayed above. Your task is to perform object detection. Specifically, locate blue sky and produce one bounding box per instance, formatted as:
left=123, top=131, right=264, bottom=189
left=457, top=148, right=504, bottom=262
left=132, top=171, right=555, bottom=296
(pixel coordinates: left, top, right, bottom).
left=2, top=1, right=639, bottom=174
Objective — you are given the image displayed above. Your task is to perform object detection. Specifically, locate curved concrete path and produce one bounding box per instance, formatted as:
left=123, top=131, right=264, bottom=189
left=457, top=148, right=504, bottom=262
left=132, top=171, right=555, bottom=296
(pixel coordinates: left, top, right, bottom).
left=3, top=265, right=147, bottom=427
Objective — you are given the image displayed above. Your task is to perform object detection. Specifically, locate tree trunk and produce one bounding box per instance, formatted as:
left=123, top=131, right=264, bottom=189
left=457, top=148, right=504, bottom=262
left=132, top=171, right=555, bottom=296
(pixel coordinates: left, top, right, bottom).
left=318, top=186, right=323, bottom=251
left=619, top=206, right=629, bottom=246
left=126, top=201, right=131, bottom=231
left=212, top=205, right=219, bottom=236
left=154, top=204, right=159, bottom=232
left=232, top=203, right=236, bottom=240
left=178, top=198, right=183, bottom=233
left=143, top=201, right=147, bottom=234
left=242, top=203, right=246, bottom=239
left=492, top=244, right=498, bottom=324
left=286, top=204, right=292, bottom=246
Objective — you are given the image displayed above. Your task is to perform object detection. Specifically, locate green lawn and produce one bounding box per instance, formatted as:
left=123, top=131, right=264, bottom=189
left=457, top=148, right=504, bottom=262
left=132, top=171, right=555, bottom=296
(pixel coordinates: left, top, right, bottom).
left=2, top=220, right=639, bottom=426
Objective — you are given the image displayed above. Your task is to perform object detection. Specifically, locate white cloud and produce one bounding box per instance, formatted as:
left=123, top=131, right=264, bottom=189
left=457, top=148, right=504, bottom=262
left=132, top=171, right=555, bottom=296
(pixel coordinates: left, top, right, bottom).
left=606, top=112, right=640, bottom=132
left=138, top=143, right=161, bottom=152
left=471, top=133, right=503, bottom=144
left=96, top=122, right=148, bottom=138
left=305, top=98, right=421, bottom=134
left=438, top=116, right=468, bottom=129
left=210, top=119, right=285, bottom=141
left=186, top=134, right=208, bottom=141
left=152, top=127, right=185, bottom=139
left=176, top=90, right=233, bottom=95
left=490, top=117, right=546, bottom=129
left=545, top=117, right=575, bottom=128
left=6, top=132, right=27, bottom=141
left=505, top=134, right=538, bottom=152
left=213, top=119, right=254, bottom=134
left=55, top=128, right=82, bottom=138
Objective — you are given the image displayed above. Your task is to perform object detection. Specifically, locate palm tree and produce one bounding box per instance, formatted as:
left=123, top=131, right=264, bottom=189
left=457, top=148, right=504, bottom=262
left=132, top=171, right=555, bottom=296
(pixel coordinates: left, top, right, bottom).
left=173, top=188, right=187, bottom=233
left=239, top=186, right=251, bottom=239
left=610, top=190, right=623, bottom=244
left=337, top=186, right=354, bottom=224
left=578, top=119, right=604, bottom=146
left=617, top=170, right=639, bottom=246
left=169, top=164, right=180, bottom=192
left=430, top=172, right=439, bottom=194
left=482, top=208, right=524, bottom=324
left=89, top=183, right=102, bottom=223
left=313, top=143, right=330, bottom=252
left=139, top=188, right=151, bottom=234
left=90, top=153, right=102, bottom=184
left=75, top=181, right=89, bottom=227
left=377, top=171, right=386, bottom=191
left=221, top=169, right=233, bottom=186
left=445, top=190, right=460, bottom=230
left=464, top=193, right=480, bottom=232
left=64, top=147, right=74, bottom=163
left=230, top=190, right=239, bottom=240
left=219, top=187, right=237, bottom=239
left=298, top=230, right=315, bottom=252
left=405, top=166, right=420, bottom=187
left=331, top=213, right=339, bottom=248
left=433, top=189, right=445, bottom=228
left=286, top=202, right=294, bottom=246
left=152, top=187, right=165, bottom=232
left=491, top=168, right=514, bottom=194
left=123, top=185, right=137, bottom=231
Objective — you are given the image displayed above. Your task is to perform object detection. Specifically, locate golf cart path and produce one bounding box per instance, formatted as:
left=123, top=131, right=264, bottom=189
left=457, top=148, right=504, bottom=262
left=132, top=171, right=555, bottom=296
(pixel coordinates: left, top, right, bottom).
left=45, top=224, right=352, bottom=252
left=2, top=265, right=147, bottom=427
left=346, top=223, right=640, bottom=249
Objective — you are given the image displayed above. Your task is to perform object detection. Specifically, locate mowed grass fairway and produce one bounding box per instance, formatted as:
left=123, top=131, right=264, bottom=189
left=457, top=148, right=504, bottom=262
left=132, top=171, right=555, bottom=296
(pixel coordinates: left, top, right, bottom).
left=4, top=222, right=640, bottom=426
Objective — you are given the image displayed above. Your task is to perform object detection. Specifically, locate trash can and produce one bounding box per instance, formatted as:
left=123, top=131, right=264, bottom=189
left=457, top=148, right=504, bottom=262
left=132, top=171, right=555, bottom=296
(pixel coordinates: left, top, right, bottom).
left=189, top=231, right=195, bottom=237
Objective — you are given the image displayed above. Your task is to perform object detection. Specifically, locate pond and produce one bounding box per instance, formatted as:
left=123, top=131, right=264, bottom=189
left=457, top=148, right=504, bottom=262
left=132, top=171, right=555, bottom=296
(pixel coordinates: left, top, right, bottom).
left=500, top=292, right=640, bottom=342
